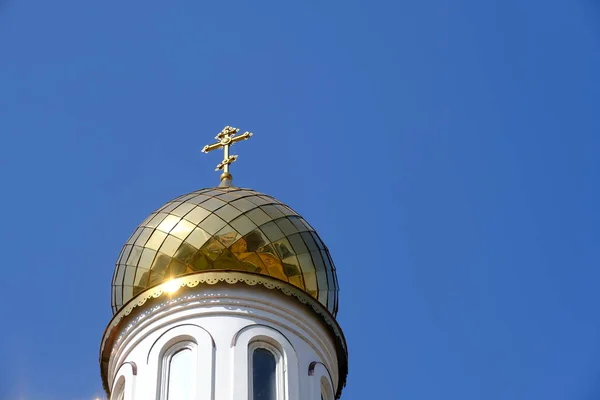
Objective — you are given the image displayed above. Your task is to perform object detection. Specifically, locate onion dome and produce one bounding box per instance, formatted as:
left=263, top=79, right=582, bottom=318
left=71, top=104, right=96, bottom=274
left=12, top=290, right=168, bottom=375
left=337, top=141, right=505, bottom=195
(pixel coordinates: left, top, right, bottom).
left=111, top=186, right=339, bottom=315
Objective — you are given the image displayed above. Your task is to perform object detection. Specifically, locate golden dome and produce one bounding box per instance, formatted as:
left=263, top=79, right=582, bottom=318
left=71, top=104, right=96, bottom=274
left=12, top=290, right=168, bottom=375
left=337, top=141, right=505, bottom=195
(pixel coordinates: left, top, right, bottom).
left=111, top=186, right=339, bottom=315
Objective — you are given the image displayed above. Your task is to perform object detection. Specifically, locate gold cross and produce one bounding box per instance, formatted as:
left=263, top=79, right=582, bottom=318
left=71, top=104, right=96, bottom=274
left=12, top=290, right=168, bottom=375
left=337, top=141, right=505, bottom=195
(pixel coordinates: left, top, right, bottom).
left=202, top=126, right=253, bottom=181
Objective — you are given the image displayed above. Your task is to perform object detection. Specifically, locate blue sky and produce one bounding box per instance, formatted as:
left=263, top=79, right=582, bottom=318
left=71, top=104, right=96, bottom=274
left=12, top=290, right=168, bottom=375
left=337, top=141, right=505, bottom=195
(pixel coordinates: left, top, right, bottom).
left=1, top=0, right=599, bottom=399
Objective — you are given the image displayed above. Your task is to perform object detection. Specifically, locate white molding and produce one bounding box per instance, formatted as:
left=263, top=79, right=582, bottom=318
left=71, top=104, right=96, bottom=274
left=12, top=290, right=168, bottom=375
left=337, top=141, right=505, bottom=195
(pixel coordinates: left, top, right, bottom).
left=309, top=362, right=334, bottom=400
left=147, top=324, right=214, bottom=400
left=248, top=342, right=285, bottom=400
left=112, top=362, right=136, bottom=400
left=105, top=285, right=338, bottom=400
left=159, top=341, right=196, bottom=400
left=109, top=287, right=338, bottom=387
left=232, top=324, right=300, bottom=400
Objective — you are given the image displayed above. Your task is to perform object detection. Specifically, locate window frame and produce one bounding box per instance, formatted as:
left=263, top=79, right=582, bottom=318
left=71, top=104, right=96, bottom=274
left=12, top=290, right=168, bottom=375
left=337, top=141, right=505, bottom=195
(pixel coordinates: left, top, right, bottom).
left=309, top=362, right=334, bottom=400
left=320, top=376, right=334, bottom=400
left=248, top=341, right=285, bottom=400
left=159, top=341, right=197, bottom=400
left=112, top=376, right=125, bottom=400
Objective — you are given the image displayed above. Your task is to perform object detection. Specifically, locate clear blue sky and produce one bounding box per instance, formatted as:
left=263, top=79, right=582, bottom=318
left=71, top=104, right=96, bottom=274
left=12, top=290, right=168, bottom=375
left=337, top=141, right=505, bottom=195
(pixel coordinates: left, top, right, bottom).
left=1, top=1, right=599, bottom=399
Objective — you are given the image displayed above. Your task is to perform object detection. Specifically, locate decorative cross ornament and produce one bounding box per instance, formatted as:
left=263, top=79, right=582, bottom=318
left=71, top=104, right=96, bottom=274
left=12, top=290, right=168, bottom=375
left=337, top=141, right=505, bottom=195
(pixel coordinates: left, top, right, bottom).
left=202, top=126, right=253, bottom=181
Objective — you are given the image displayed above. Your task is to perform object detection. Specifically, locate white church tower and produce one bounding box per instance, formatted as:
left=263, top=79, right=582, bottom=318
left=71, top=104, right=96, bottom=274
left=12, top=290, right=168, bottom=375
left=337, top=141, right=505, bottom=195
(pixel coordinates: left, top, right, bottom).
left=99, top=127, right=348, bottom=400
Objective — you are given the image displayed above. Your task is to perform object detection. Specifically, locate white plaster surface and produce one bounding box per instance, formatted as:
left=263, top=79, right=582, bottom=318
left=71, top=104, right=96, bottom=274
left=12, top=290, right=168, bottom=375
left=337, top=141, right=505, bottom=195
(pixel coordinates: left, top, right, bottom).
left=107, top=284, right=339, bottom=400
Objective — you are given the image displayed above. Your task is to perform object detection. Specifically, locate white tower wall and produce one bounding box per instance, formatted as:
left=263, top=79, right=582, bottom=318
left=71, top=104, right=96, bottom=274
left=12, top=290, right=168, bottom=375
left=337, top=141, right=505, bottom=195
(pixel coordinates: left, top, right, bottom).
left=104, top=283, right=339, bottom=400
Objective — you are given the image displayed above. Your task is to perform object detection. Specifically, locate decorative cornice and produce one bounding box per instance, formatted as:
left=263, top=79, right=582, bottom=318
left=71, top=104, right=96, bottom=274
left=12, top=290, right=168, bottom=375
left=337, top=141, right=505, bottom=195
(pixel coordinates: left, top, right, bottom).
left=100, top=271, right=348, bottom=398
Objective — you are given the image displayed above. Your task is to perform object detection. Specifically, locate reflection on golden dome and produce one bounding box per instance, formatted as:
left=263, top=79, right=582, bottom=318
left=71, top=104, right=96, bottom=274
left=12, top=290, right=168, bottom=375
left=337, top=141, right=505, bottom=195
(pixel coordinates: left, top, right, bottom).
left=111, top=186, right=339, bottom=315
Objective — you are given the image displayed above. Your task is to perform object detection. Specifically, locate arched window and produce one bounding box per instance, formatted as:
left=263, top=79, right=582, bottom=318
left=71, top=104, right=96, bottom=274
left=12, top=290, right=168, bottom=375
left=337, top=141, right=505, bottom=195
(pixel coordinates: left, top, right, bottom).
left=148, top=325, right=214, bottom=400
left=249, top=343, right=284, bottom=400
left=160, top=342, right=197, bottom=400
left=309, top=362, right=334, bottom=400
left=112, top=377, right=125, bottom=400
left=320, top=376, right=333, bottom=400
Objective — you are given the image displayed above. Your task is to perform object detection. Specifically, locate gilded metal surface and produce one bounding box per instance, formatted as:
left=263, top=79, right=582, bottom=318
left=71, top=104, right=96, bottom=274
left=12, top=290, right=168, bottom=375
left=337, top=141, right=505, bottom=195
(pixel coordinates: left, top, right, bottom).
left=112, top=187, right=339, bottom=315
left=202, top=126, right=253, bottom=178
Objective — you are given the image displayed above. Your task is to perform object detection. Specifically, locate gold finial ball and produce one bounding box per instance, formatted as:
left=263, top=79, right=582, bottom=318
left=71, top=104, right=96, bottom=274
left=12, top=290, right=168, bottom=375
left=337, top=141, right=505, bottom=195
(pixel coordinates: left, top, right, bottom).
left=220, top=171, right=232, bottom=181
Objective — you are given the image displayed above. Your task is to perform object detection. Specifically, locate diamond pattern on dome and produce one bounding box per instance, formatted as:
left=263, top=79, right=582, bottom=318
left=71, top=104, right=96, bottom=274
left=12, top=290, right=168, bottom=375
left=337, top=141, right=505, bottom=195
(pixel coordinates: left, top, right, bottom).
left=112, top=187, right=338, bottom=315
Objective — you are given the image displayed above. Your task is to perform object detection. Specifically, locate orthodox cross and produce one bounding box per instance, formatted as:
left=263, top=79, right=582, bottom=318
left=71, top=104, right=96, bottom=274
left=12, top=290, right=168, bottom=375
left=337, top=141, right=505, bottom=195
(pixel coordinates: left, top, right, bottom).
left=202, top=126, right=253, bottom=181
